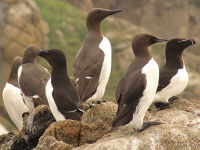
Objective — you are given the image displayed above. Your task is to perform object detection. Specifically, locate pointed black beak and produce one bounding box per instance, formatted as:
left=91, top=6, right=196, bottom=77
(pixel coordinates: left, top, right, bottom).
left=107, top=9, right=123, bottom=15
left=190, top=39, right=196, bottom=45
left=37, top=50, right=49, bottom=56
left=178, top=38, right=196, bottom=45
left=154, top=38, right=168, bottom=42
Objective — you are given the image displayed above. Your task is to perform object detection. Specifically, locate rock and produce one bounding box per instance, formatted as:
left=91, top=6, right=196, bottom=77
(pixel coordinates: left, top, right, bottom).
left=40, top=102, right=117, bottom=147
left=0, top=132, right=29, bottom=150
left=74, top=101, right=200, bottom=150
left=169, top=99, right=200, bottom=116
left=41, top=120, right=98, bottom=147
left=1, top=99, right=200, bottom=149
left=0, top=131, right=15, bottom=146
left=81, top=101, right=117, bottom=132
left=149, top=98, right=200, bottom=116
left=0, top=105, right=55, bottom=150
left=34, top=136, right=74, bottom=150
left=42, top=120, right=82, bottom=147
left=23, top=105, right=55, bottom=148
left=80, top=102, right=118, bottom=145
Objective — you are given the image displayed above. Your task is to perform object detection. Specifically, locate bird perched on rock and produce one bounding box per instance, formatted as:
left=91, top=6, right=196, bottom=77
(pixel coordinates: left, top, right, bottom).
left=2, top=56, right=27, bottom=130
left=112, top=33, right=167, bottom=131
left=73, top=8, right=122, bottom=105
left=18, top=45, right=50, bottom=111
left=37, top=49, right=83, bottom=121
left=153, top=38, right=196, bottom=109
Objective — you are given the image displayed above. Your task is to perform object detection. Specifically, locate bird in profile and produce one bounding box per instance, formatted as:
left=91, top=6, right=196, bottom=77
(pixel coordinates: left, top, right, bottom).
left=112, top=33, right=167, bottom=131
left=154, top=38, right=196, bottom=109
left=37, top=49, right=83, bottom=121
left=73, top=8, right=122, bottom=106
left=2, top=56, right=27, bottom=130
left=18, top=45, right=50, bottom=111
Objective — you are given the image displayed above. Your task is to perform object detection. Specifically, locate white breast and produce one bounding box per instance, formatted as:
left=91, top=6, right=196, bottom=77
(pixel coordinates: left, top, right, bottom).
left=86, top=36, right=111, bottom=103
left=154, top=65, right=188, bottom=103
left=45, top=78, right=65, bottom=121
left=17, top=65, right=22, bottom=82
left=127, top=58, right=159, bottom=130
left=0, top=123, right=8, bottom=135
left=2, top=83, right=27, bottom=130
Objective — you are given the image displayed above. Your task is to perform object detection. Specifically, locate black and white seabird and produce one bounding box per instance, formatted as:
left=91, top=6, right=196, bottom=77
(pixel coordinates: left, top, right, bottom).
left=112, top=33, right=167, bottom=131
left=73, top=8, right=122, bottom=105
left=18, top=45, right=50, bottom=111
left=37, top=49, right=83, bottom=121
left=2, top=56, right=27, bottom=130
left=153, top=38, right=196, bottom=108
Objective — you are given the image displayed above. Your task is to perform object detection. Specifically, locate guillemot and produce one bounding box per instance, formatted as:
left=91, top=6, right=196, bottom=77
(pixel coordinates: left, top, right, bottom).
left=112, top=33, right=167, bottom=131
left=37, top=49, right=83, bottom=121
left=2, top=56, right=27, bottom=130
left=18, top=45, right=50, bottom=111
left=153, top=38, right=196, bottom=109
left=73, top=8, right=122, bottom=105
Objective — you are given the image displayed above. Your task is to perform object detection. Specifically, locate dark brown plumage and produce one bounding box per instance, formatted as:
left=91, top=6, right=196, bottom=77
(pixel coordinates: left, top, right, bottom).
left=157, top=38, right=196, bottom=92
left=37, top=49, right=82, bottom=121
left=112, top=33, right=167, bottom=131
left=19, top=45, right=50, bottom=110
left=73, top=8, right=122, bottom=104
left=8, top=56, right=22, bottom=88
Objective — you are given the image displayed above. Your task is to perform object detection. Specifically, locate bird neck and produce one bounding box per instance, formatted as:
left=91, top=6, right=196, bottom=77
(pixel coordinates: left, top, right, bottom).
left=87, top=21, right=103, bottom=38
left=51, top=66, right=70, bottom=85
left=133, top=47, right=152, bottom=59
left=23, top=58, right=36, bottom=64
left=8, top=67, right=19, bottom=87
left=165, top=50, right=183, bottom=69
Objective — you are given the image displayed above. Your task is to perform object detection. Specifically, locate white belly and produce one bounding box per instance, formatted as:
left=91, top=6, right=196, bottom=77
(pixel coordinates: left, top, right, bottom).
left=45, top=78, right=65, bottom=121
left=2, top=83, right=28, bottom=130
left=128, top=58, right=159, bottom=130
left=154, top=66, right=188, bottom=103
left=0, top=123, right=8, bottom=135
left=86, top=36, right=111, bottom=103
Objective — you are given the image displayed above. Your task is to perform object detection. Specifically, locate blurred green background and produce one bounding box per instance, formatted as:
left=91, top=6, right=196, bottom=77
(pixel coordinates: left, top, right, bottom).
left=0, top=0, right=200, bottom=132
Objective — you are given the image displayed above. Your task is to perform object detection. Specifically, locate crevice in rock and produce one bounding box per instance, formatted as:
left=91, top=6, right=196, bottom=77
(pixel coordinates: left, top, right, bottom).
left=77, top=123, right=82, bottom=147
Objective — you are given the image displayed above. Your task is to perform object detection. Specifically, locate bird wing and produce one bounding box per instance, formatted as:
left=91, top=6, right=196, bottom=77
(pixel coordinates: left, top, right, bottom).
left=52, top=84, right=82, bottom=121
left=157, top=66, right=178, bottom=92
left=19, top=63, right=50, bottom=106
left=112, top=71, right=146, bottom=127
left=73, top=49, right=105, bottom=103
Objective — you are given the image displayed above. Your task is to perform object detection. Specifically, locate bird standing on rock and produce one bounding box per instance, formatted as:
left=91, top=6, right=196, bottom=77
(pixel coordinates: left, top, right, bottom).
left=73, top=8, right=122, bottom=105
left=18, top=45, right=50, bottom=111
left=37, top=49, right=83, bottom=121
left=112, top=33, right=167, bottom=131
left=2, top=56, right=27, bottom=130
left=153, top=38, right=196, bottom=109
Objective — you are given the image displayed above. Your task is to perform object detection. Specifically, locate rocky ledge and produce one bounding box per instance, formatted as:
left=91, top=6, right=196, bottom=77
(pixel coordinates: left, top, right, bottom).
left=0, top=99, right=200, bottom=150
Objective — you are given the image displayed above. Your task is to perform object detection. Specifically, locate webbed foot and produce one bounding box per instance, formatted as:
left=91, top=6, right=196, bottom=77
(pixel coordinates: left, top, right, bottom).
left=155, top=102, right=170, bottom=110
left=169, top=96, right=179, bottom=103
left=139, top=121, right=164, bottom=132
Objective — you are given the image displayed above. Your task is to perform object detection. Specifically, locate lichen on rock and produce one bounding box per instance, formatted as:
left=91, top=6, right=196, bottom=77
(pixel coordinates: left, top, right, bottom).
left=1, top=99, right=200, bottom=149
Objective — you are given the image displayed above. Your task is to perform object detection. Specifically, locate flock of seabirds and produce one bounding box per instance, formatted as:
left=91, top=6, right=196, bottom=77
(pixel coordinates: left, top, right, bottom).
left=2, top=8, right=197, bottom=132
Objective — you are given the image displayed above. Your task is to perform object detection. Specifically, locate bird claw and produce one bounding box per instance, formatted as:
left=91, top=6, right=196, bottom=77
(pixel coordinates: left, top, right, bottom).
left=139, top=121, right=164, bottom=132
left=155, top=102, right=170, bottom=110
left=22, top=112, right=30, bottom=118
left=169, top=96, right=179, bottom=103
